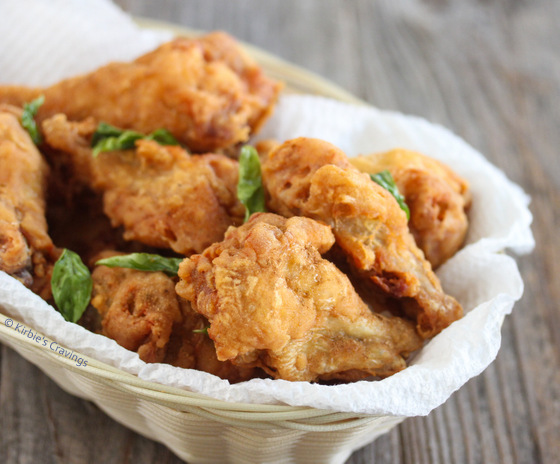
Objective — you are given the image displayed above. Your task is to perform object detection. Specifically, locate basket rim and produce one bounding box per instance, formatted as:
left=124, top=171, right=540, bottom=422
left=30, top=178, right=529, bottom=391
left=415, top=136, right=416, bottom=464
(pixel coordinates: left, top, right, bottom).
left=0, top=312, right=388, bottom=429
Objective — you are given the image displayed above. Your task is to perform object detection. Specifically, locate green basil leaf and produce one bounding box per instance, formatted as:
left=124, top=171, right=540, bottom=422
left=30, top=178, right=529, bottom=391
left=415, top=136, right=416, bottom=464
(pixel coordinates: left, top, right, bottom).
left=90, top=122, right=124, bottom=146
left=237, top=145, right=266, bottom=222
left=96, top=253, right=182, bottom=276
left=147, top=128, right=179, bottom=146
left=91, top=122, right=179, bottom=157
left=51, top=249, right=92, bottom=323
left=21, top=95, right=45, bottom=145
left=192, top=326, right=210, bottom=335
left=92, top=131, right=143, bottom=157
left=370, top=170, right=410, bottom=220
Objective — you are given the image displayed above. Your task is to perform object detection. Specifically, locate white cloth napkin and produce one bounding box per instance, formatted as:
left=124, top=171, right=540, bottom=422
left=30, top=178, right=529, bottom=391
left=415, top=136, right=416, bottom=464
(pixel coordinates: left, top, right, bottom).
left=0, top=0, right=534, bottom=416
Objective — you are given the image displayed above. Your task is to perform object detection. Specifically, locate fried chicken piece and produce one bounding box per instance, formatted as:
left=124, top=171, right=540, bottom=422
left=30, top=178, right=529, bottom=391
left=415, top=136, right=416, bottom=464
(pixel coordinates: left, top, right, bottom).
left=42, top=114, right=245, bottom=255
left=164, top=299, right=257, bottom=383
left=0, top=105, right=59, bottom=298
left=91, top=260, right=183, bottom=363
left=177, top=213, right=422, bottom=382
left=91, top=251, right=255, bottom=382
left=351, top=149, right=471, bottom=268
left=254, top=139, right=280, bottom=158
left=261, top=138, right=463, bottom=339
left=46, top=188, right=146, bottom=266
left=0, top=33, right=282, bottom=153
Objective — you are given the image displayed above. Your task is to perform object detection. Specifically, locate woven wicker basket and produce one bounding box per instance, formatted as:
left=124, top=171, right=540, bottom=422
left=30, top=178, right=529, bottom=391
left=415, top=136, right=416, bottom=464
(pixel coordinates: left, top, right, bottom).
left=0, top=20, right=407, bottom=464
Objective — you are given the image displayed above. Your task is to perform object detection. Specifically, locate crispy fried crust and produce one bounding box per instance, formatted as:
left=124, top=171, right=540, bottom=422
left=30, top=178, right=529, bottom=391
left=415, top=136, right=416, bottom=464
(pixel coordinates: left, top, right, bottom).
left=91, top=263, right=183, bottom=363
left=42, top=114, right=245, bottom=255
left=0, top=106, right=59, bottom=297
left=91, top=251, right=255, bottom=383
left=261, top=138, right=463, bottom=338
left=351, top=149, right=471, bottom=268
left=0, top=33, right=282, bottom=153
left=177, top=213, right=422, bottom=382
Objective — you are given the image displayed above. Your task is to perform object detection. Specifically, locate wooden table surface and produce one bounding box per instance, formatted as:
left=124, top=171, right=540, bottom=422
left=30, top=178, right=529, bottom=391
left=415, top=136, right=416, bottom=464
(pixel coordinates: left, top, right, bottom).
left=1, top=0, right=559, bottom=463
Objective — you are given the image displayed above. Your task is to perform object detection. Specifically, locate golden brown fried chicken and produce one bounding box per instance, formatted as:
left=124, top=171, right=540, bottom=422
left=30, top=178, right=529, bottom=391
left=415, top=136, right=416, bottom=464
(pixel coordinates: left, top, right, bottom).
left=351, top=149, right=471, bottom=268
left=0, top=33, right=282, bottom=153
left=91, top=259, right=183, bottom=363
left=0, top=105, right=59, bottom=298
left=42, top=114, right=245, bottom=255
left=177, top=213, right=422, bottom=382
left=254, top=139, right=280, bottom=158
left=164, top=300, right=257, bottom=383
left=91, top=251, right=255, bottom=383
left=261, top=138, right=463, bottom=339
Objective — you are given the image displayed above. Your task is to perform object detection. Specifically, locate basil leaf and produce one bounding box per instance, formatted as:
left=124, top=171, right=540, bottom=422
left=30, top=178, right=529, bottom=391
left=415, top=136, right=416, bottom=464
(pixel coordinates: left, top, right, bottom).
left=91, top=123, right=179, bottom=157
left=21, top=95, right=45, bottom=145
left=237, top=145, right=266, bottom=222
left=51, top=249, right=92, bottom=323
left=192, top=326, right=209, bottom=335
left=96, top=253, right=182, bottom=276
left=370, top=170, right=410, bottom=220
left=92, top=130, right=143, bottom=157
left=147, top=128, right=179, bottom=146
left=90, top=122, right=124, bottom=146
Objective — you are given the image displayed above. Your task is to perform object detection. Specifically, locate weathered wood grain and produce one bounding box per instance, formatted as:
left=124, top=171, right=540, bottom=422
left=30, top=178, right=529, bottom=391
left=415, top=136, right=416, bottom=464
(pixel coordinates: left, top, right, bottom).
left=1, top=0, right=558, bottom=463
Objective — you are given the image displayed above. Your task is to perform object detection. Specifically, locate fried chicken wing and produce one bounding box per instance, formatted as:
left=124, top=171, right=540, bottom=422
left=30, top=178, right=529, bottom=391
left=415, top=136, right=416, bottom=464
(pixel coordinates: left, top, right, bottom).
left=42, top=114, right=245, bottom=255
left=0, top=105, right=58, bottom=297
left=351, top=149, right=471, bottom=268
left=0, top=33, right=282, bottom=153
left=91, top=251, right=254, bottom=382
left=177, top=213, right=422, bottom=382
left=261, top=138, right=463, bottom=338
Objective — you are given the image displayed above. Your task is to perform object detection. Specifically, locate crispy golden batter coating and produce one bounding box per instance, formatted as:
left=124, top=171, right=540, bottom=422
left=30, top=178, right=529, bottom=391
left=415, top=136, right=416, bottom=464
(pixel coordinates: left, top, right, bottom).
left=177, top=213, right=422, bottom=382
left=0, top=87, right=40, bottom=109
left=254, top=138, right=280, bottom=158
left=351, top=149, right=471, bottom=268
left=91, top=251, right=255, bottom=383
left=91, top=261, right=183, bottom=363
left=42, top=114, right=245, bottom=255
left=164, top=300, right=257, bottom=383
left=261, top=138, right=463, bottom=339
left=0, top=106, right=58, bottom=297
left=0, top=33, right=282, bottom=153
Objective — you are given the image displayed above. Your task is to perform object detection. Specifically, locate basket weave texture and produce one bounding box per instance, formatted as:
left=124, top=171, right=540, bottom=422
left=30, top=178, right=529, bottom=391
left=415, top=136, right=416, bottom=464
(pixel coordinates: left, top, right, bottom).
left=0, top=313, right=404, bottom=463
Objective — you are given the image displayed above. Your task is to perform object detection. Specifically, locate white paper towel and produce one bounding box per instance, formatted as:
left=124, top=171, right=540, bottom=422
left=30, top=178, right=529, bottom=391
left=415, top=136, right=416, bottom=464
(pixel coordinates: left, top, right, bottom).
left=0, top=0, right=534, bottom=416
left=0, top=0, right=172, bottom=86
